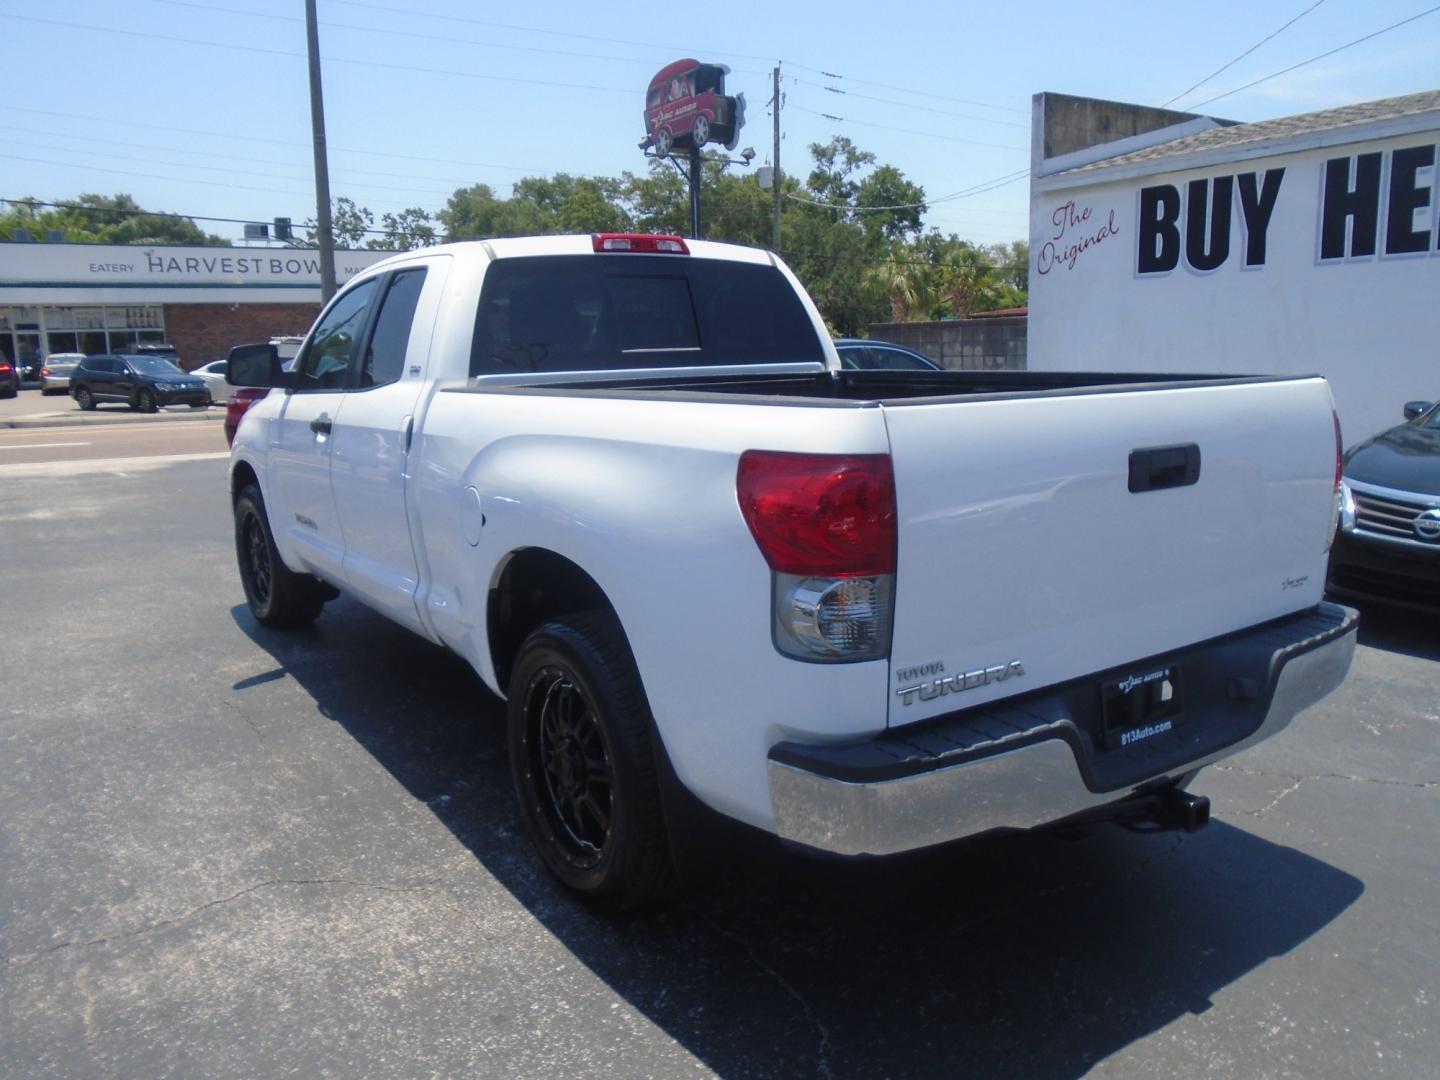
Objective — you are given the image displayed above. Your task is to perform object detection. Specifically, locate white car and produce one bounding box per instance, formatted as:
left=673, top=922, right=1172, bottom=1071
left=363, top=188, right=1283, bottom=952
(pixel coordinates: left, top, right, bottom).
left=192, top=359, right=232, bottom=403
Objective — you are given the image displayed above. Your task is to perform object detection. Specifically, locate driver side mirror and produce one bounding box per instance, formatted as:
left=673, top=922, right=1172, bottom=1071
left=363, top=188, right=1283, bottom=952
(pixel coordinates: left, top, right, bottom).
left=227, top=343, right=284, bottom=388
left=1403, top=400, right=1432, bottom=421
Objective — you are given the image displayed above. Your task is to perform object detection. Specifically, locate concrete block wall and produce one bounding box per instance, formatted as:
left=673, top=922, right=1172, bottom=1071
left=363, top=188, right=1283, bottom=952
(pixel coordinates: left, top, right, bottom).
left=868, top=316, right=1028, bottom=370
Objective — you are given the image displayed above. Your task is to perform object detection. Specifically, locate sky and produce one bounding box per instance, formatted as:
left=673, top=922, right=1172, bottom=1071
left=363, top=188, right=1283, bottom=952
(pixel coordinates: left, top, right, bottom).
left=1, top=0, right=1438, bottom=246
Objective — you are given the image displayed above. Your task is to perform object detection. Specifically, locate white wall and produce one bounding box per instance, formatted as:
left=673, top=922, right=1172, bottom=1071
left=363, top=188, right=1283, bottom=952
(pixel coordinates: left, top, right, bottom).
left=1029, top=128, right=1440, bottom=445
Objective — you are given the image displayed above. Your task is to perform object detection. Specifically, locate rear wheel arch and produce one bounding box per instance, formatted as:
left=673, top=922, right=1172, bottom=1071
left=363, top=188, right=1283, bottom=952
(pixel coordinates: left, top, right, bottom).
left=488, top=548, right=620, bottom=693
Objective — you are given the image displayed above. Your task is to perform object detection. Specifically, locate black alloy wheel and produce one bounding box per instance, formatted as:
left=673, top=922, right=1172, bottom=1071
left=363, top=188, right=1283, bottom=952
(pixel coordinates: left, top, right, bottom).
left=75, top=386, right=94, bottom=410
left=233, top=484, right=329, bottom=628
left=241, top=508, right=274, bottom=609
left=508, top=612, right=676, bottom=910
left=137, top=388, right=158, bottom=413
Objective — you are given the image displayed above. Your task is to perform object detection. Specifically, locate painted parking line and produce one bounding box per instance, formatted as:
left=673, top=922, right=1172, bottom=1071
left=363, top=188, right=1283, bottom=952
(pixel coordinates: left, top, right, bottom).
left=0, top=442, right=91, bottom=450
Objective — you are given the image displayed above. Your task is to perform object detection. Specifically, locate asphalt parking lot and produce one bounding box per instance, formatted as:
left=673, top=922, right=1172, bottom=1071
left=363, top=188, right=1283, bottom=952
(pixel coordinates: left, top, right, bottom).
left=1, top=453, right=1436, bottom=1079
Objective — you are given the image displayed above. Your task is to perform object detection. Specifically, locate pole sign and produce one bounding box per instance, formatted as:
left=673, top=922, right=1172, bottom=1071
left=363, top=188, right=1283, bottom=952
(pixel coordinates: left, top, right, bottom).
left=641, top=59, right=746, bottom=158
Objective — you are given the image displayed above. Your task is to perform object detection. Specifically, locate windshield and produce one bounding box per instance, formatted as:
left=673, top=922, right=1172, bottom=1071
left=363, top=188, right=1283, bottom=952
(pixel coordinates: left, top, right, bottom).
left=125, top=356, right=185, bottom=376
left=471, top=255, right=824, bottom=375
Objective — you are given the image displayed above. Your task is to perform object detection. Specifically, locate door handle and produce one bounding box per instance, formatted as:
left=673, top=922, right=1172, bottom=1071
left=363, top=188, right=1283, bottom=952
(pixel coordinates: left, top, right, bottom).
left=401, top=414, right=414, bottom=453
left=310, top=415, right=332, bottom=436
left=1128, top=443, right=1201, bottom=492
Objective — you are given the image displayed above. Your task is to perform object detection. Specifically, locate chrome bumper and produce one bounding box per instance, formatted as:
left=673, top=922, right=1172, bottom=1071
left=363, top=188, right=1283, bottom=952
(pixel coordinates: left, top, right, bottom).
left=768, top=604, right=1358, bottom=856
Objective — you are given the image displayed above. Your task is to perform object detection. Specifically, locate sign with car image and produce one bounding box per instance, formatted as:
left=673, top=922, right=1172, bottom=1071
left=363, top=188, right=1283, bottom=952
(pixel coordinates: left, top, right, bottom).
left=642, top=59, right=745, bottom=157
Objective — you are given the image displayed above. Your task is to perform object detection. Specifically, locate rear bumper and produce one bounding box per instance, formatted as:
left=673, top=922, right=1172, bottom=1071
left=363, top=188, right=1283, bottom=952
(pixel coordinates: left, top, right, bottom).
left=767, top=602, right=1358, bottom=856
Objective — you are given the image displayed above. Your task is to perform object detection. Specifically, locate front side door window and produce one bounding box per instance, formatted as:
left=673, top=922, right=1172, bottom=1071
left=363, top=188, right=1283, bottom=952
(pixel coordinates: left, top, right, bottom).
left=295, top=278, right=381, bottom=390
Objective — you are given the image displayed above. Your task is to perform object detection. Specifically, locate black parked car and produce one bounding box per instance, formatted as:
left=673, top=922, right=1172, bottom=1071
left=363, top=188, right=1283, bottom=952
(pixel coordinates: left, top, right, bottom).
left=69, top=353, right=211, bottom=412
left=833, top=338, right=942, bottom=371
left=0, top=358, right=18, bottom=398
left=1328, top=398, right=1440, bottom=611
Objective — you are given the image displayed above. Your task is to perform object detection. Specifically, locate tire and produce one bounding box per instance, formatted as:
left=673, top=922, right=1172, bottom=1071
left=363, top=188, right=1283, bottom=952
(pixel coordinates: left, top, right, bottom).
left=655, top=127, right=673, bottom=157
left=137, top=388, right=158, bottom=413
left=233, top=484, right=329, bottom=628
left=692, top=114, right=710, bottom=147
left=508, top=611, right=676, bottom=911
left=75, top=386, right=95, bottom=410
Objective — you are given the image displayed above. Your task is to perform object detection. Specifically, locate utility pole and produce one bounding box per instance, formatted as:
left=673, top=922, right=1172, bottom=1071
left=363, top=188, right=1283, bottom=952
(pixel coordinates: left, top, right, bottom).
left=305, top=0, right=337, bottom=301
left=772, top=65, right=782, bottom=253
left=688, top=146, right=703, bottom=240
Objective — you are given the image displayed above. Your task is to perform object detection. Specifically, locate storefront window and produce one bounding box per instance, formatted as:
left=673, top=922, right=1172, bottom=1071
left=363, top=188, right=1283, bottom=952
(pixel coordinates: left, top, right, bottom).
left=48, top=332, right=80, bottom=355
left=2, top=305, right=164, bottom=359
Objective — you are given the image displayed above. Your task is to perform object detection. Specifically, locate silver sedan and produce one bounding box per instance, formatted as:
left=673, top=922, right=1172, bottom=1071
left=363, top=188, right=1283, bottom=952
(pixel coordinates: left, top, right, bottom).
left=41, top=354, right=85, bottom=395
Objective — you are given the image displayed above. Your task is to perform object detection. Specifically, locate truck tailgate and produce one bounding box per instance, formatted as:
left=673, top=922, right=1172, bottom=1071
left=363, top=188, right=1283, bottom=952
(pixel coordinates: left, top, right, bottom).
left=882, top=377, right=1338, bottom=727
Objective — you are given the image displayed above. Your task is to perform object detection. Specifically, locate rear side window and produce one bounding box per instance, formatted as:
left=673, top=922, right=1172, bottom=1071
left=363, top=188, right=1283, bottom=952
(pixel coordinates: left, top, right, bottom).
left=85, top=356, right=115, bottom=373
left=362, top=269, right=427, bottom=387
left=470, top=255, right=824, bottom=375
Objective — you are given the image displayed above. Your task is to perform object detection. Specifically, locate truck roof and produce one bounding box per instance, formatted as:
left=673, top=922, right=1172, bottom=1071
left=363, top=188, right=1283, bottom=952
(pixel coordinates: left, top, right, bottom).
left=356, top=235, right=777, bottom=276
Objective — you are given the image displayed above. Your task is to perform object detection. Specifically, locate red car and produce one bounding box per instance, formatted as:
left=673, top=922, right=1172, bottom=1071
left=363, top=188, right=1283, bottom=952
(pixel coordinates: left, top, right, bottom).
left=642, top=59, right=745, bottom=157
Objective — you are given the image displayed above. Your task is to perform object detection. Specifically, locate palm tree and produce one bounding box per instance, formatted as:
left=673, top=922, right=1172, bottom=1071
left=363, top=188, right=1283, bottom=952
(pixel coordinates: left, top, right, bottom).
left=866, top=241, right=922, bottom=321
left=940, top=245, right=996, bottom=317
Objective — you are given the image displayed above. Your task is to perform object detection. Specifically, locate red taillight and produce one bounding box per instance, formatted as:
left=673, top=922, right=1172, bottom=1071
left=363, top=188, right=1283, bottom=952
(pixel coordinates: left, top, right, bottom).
left=224, top=388, right=266, bottom=447
left=737, top=451, right=896, bottom=576
left=0, top=363, right=12, bottom=374
left=592, top=233, right=689, bottom=254
left=1332, top=410, right=1344, bottom=491
left=40, top=367, right=52, bottom=377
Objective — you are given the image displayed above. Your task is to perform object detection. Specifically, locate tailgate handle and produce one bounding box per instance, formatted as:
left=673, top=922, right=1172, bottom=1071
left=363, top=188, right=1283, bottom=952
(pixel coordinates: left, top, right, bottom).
left=1129, top=443, right=1201, bottom=493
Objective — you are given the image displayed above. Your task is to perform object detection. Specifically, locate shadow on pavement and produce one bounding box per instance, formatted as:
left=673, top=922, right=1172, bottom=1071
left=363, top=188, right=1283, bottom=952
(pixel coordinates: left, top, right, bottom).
left=1350, top=602, right=1440, bottom=662
left=233, top=599, right=1364, bottom=1078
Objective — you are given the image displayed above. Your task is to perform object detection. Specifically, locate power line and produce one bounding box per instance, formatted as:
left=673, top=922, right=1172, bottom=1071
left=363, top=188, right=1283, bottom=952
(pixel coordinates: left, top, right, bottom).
left=1163, top=1, right=1327, bottom=108
left=0, top=154, right=443, bottom=216
left=793, top=78, right=1028, bottom=129
left=0, top=106, right=550, bottom=176
left=783, top=169, right=1028, bottom=214
left=321, top=0, right=1023, bottom=116
left=147, top=0, right=714, bottom=73
left=0, top=124, right=490, bottom=189
left=1187, top=4, right=1440, bottom=109
left=787, top=103, right=1028, bottom=152
left=0, top=13, right=637, bottom=94
left=1, top=138, right=461, bottom=199
left=784, top=65, right=1027, bottom=115
left=0, top=197, right=432, bottom=241
left=326, top=0, right=785, bottom=66
left=2, top=197, right=300, bottom=231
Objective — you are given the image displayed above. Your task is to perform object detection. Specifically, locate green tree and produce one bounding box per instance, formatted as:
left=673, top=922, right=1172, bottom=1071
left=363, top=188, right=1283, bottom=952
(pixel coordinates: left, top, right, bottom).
left=371, top=207, right=437, bottom=250
left=0, top=193, right=226, bottom=245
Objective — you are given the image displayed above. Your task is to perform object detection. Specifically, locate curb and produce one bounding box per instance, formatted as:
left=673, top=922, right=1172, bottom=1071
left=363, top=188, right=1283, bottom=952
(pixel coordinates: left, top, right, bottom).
left=2, top=409, right=224, bottom=430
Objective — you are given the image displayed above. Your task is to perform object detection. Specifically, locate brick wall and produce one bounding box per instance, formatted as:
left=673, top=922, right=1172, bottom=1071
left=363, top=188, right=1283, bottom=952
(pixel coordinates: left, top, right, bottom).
left=163, top=303, right=320, bottom=369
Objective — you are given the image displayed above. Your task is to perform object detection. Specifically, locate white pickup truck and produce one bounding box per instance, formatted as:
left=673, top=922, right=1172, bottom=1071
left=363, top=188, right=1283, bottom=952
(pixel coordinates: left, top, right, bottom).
left=227, top=233, right=1358, bottom=909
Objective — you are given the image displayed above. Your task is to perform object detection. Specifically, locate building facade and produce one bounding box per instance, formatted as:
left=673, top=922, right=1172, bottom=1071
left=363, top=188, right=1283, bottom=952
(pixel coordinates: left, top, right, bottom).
left=0, top=243, right=390, bottom=370
left=1028, top=90, right=1440, bottom=443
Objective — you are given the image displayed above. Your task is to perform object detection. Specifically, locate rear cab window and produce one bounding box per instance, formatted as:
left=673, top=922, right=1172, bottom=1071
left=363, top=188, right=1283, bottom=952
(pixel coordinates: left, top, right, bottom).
left=470, top=255, right=824, bottom=376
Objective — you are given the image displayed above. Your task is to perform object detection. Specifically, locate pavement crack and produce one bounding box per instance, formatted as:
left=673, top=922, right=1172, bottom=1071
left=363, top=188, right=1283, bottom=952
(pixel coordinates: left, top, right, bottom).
left=1, top=877, right=442, bottom=965
left=1213, top=764, right=1438, bottom=792
left=703, top=916, right=835, bottom=1079
left=1246, top=778, right=1306, bottom=817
